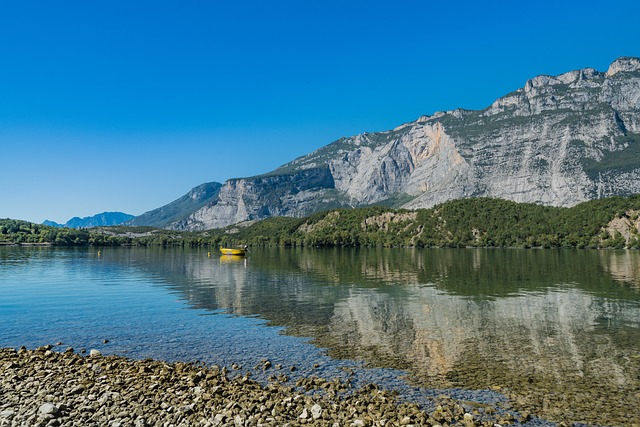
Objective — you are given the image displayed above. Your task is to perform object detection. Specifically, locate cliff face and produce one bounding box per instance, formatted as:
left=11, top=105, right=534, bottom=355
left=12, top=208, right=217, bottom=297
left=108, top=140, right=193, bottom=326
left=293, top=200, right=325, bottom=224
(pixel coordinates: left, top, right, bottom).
left=126, top=182, right=222, bottom=228
left=169, top=167, right=339, bottom=230
left=168, top=57, right=640, bottom=230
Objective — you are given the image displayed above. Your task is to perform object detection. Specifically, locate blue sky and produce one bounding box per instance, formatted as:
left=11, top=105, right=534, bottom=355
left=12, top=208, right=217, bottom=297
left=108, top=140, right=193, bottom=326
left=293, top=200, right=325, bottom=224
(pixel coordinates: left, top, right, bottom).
left=2, top=0, right=640, bottom=223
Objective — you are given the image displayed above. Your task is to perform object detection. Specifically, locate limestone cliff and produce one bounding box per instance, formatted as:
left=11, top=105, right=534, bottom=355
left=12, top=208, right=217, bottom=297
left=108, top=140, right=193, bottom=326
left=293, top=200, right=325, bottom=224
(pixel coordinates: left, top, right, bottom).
left=164, top=57, right=640, bottom=230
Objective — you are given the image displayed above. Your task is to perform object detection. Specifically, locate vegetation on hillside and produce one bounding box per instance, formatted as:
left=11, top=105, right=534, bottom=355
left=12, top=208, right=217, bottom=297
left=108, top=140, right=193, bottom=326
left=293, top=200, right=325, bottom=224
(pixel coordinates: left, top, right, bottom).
left=0, top=219, right=89, bottom=245
left=2, top=195, right=640, bottom=249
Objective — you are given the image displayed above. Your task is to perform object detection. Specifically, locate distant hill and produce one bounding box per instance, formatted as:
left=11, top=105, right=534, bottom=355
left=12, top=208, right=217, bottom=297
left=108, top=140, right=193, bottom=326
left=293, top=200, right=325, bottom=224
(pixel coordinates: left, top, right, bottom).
left=42, top=220, right=63, bottom=227
left=43, top=212, right=134, bottom=229
left=124, top=182, right=222, bottom=228
left=6, top=195, right=640, bottom=249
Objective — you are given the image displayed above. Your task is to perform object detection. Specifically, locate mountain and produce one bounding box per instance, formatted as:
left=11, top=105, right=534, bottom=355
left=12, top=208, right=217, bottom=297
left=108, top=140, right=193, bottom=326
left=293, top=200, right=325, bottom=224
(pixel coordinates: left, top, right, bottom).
left=43, top=212, right=135, bottom=229
left=125, top=182, right=222, bottom=228
left=42, top=220, right=63, bottom=227
left=157, top=57, right=640, bottom=231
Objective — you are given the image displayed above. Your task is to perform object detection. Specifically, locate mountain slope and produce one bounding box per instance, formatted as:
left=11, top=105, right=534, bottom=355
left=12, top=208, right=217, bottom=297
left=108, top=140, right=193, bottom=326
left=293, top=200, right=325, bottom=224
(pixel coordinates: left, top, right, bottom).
left=126, top=182, right=222, bottom=228
left=43, top=212, right=134, bottom=228
left=168, top=57, right=640, bottom=231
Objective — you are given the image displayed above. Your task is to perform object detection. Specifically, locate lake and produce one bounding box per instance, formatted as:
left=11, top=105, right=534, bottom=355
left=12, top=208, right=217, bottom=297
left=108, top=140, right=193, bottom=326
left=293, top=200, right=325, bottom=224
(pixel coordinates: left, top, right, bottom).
left=1, top=246, right=639, bottom=426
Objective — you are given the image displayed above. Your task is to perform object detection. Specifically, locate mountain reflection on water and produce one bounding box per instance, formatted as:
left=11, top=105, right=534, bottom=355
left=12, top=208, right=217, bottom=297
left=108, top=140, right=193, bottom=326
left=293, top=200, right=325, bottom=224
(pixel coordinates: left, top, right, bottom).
left=101, top=247, right=640, bottom=425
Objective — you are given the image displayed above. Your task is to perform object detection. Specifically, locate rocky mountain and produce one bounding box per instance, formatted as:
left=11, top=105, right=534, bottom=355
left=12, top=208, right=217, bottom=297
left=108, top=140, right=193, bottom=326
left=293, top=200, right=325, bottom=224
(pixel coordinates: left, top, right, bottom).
left=125, top=182, right=222, bottom=228
left=155, top=57, right=640, bottom=231
left=43, top=212, right=134, bottom=229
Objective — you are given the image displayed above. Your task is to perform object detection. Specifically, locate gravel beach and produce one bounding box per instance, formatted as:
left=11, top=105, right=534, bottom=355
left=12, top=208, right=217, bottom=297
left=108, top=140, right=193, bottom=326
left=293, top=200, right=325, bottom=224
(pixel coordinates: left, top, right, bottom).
left=0, top=346, right=523, bottom=427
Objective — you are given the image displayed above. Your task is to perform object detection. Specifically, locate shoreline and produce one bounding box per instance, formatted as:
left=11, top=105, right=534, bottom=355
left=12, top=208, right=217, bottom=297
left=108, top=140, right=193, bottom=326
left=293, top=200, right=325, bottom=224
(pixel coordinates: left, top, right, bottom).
left=0, top=346, right=525, bottom=427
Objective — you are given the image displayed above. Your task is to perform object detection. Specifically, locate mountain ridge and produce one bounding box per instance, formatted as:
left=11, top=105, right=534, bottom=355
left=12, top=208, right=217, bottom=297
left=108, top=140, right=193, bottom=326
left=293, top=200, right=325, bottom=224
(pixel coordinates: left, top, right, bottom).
left=43, top=212, right=134, bottom=229
left=125, top=182, right=222, bottom=228
left=134, top=56, right=640, bottom=231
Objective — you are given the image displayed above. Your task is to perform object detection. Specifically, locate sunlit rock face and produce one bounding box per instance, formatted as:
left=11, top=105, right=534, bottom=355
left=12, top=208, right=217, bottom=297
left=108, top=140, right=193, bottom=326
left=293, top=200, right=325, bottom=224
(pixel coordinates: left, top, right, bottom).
left=168, top=57, right=640, bottom=230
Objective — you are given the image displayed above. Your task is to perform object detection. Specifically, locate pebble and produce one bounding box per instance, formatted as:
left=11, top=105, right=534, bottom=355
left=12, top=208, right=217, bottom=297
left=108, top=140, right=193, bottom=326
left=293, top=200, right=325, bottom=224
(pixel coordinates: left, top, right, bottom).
left=311, top=403, right=322, bottom=419
left=299, top=408, right=309, bottom=419
left=0, top=346, right=519, bottom=427
left=0, top=410, right=15, bottom=419
left=38, top=403, right=59, bottom=416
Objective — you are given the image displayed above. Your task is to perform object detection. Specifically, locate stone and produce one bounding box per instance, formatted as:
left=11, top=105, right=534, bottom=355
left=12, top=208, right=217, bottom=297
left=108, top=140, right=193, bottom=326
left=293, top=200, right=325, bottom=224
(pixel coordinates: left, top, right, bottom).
left=38, top=403, right=59, bottom=416
left=179, top=404, right=194, bottom=414
left=89, top=349, right=101, bottom=357
left=0, top=347, right=518, bottom=427
left=463, top=413, right=475, bottom=427
left=0, top=410, right=15, bottom=419
left=311, top=404, right=322, bottom=420
left=212, top=413, right=225, bottom=426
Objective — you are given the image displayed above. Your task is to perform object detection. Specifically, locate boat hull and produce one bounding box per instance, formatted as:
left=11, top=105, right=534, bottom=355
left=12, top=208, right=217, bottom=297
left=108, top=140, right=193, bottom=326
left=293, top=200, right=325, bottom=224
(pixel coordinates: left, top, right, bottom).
left=219, top=247, right=246, bottom=256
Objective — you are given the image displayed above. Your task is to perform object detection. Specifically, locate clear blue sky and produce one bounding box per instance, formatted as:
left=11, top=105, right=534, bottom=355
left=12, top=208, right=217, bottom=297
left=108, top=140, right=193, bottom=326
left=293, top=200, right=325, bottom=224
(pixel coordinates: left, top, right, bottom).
left=2, top=0, right=640, bottom=223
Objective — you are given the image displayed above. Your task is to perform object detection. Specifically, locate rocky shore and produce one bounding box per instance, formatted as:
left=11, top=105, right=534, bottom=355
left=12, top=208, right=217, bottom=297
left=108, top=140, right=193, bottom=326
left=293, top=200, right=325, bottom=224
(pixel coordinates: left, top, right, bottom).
left=0, top=346, right=523, bottom=427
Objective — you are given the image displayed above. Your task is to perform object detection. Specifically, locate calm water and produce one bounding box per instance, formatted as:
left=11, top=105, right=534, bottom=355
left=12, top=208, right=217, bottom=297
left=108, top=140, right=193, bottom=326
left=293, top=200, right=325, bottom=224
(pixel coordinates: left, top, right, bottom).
left=1, top=247, right=639, bottom=426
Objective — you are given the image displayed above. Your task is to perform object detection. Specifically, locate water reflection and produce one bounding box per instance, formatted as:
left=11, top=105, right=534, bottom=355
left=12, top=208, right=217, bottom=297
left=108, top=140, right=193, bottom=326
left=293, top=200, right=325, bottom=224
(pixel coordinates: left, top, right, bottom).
left=96, top=247, right=640, bottom=425
left=601, top=250, right=640, bottom=288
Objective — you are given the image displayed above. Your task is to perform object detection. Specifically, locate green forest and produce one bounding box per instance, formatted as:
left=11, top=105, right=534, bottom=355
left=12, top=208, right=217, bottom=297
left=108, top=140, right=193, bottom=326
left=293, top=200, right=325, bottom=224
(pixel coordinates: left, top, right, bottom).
left=2, top=195, right=640, bottom=249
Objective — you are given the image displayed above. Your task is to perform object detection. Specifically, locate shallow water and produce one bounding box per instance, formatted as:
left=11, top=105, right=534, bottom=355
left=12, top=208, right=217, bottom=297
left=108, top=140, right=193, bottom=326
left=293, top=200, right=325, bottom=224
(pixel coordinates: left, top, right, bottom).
left=1, top=246, right=639, bottom=425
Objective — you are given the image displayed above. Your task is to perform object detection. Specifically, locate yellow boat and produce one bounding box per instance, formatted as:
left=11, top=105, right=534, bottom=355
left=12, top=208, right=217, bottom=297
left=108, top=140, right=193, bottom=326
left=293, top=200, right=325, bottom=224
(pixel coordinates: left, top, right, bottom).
left=219, top=246, right=247, bottom=256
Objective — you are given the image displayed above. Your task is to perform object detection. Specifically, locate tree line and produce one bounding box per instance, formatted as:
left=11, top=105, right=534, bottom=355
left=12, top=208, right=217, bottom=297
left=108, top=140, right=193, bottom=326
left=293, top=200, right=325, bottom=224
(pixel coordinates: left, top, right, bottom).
left=2, top=195, right=640, bottom=249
